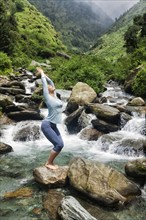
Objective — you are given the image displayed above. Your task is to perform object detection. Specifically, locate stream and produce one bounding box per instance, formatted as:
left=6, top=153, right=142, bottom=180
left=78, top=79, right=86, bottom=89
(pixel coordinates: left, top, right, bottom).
left=0, top=80, right=146, bottom=220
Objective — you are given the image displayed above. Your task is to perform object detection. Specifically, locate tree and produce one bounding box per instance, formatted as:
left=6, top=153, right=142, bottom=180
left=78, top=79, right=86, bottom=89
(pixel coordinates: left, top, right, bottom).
left=124, top=25, right=140, bottom=53
left=0, top=0, right=18, bottom=55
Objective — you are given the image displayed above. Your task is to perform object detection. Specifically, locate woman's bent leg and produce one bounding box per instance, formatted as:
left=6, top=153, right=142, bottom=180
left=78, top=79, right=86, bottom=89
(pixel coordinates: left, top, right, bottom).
left=41, top=120, right=64, bottom=169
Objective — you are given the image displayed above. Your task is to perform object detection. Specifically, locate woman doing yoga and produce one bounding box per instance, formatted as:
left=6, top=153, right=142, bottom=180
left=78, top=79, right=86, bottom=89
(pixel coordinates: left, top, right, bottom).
left=36, top=67, right=64, bottom=170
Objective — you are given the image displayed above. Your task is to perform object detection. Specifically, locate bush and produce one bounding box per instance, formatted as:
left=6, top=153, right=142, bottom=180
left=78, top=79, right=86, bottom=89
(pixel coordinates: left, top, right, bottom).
left=132, top=68, right=146, bottom=97
left=0, top=52, right=12, bottom=75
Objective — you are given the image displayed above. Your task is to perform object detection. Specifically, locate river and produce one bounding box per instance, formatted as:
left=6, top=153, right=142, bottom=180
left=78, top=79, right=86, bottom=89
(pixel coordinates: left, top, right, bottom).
left=0, top=80, right=146, bottom=219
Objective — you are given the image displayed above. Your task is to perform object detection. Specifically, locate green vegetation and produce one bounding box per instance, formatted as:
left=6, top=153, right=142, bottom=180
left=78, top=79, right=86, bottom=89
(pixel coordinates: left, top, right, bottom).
left=0, top=52, right=12, bottom=75
left=49, top=55, right=114, bottom=93
left=0, top=0, right=146, bottom=98
left=0, top=0, right=65, bottom=68
left=28, top=0, right=113, bottom=52
left=132, top=68, right=146, bottom=97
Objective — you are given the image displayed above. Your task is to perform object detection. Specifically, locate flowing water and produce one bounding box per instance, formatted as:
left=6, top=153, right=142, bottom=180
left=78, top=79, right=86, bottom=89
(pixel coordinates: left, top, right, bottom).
left=0, top=80, right=146, bottom=219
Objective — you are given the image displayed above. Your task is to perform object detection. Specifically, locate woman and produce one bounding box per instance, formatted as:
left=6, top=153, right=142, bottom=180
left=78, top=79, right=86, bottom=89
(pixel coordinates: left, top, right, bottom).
left=36, top=67, right=64, bottom=170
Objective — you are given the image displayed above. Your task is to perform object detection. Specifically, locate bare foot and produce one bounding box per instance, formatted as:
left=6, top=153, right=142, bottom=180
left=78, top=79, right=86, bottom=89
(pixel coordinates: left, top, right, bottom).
left=45, top=163, right=58, bottom=170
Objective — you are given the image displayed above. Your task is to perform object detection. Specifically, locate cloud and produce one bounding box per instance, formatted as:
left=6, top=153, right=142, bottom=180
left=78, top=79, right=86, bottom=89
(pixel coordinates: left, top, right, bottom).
left=96, top=1, right=139, bottom=19
left=79, top=0, right=140, bottom=19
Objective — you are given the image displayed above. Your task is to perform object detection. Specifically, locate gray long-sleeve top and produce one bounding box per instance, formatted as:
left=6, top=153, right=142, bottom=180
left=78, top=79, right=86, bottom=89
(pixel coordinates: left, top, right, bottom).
left=41, top=74, right=63, bottom=124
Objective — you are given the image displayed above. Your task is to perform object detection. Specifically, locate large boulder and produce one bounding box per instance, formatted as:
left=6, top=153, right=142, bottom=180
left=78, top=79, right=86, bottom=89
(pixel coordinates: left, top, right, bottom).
left=91, top=119, right=119, bottom=133
left=13, top=122, right=41, bottom=141
left=64, top=107, right=84, bottom=134
left=68, top=157, right=141, bottom=208
left=0, top=87, right=25, bottom=95
left=68, top=82, right=97, bottom=106
left=7, top=110, right=43, bottom=121
left=85, top=103, right=120, bottom=125
left=95, top=133, right=145, bottom=156
left=127, top=97, right=145, bottom=106
left=58, top=196, right=97, bottom=220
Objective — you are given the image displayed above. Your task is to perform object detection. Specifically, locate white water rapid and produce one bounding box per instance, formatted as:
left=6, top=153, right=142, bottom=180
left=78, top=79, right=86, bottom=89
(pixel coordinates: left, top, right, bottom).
left=0, top=78, right=146, bottom=220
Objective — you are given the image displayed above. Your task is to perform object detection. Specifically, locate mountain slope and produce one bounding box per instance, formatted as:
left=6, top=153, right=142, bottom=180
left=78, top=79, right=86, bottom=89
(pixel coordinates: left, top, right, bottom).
left=28, top=0, right=113, bottom=52
left=0, top=0, right=65, bottom=68
left=90, top=0, right=146, bottom=61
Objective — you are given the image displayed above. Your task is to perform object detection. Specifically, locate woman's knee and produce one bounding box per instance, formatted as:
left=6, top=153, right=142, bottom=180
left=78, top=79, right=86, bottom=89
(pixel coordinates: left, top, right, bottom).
left=53, top=145, right=62, bottom=152
left=53, top=140, right=64, bottom=152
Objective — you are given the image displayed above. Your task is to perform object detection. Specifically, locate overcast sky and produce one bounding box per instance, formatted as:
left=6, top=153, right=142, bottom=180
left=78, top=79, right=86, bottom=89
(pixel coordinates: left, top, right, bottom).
left=89, top=0, right=140, bottom=19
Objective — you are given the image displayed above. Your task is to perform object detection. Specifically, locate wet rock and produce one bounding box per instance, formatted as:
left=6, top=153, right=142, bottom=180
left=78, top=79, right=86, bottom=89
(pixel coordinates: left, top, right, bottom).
left=1, top=80, right=25, bottom=90
left=0, top=114, right=14, bottom=125
left=125, top=158, right=146, bottom=184
left=79, top=127, right=103, bottom=141
left=0, top=87, right=25, bottom=95
left=4, top=187, right=33, bottom=199
left=68, top=157, right=141, bottom=208
left=13, top=123, right=41, bottom=141
left=128, top=97, right=145, bottom=106
left=0, top=94, right=13, bottom=111
left=68, top=82, right=97, bottom=106
left=85, top=103, right=120, bottom=125
left=64, top=107, right=84, bottom=134
left=97, top=133, right=145, bottom=156
left=91, top=118, right=119, bottom=133
left=7, top=110, right=43, bottom=121
left=0, top=142, right=13, bottom=154
left=4, top=104, right=26, bottom=114
left=33, top=166, right=69, bottom=187
left=120, top=112, right=132, bottom=127
left=43, top=189, right=65, bottom=220
left=58, top=196, right=97, bottom=220
left=65, top=100, right=79, bottom=115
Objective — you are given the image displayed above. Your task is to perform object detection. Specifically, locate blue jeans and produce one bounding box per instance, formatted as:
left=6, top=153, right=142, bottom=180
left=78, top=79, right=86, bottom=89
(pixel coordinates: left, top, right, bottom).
left=41, top=120, right=64, bottom=152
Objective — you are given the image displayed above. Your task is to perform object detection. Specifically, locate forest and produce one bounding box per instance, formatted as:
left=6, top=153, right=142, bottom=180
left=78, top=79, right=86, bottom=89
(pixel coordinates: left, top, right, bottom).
left=0, top=0, right=146, bottom=98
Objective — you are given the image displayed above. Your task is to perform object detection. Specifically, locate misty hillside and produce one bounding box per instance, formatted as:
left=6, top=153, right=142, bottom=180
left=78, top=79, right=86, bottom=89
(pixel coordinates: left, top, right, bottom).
left=90, top=0, right=146, bottom=61
left=28, top=0, right=113, bottom=52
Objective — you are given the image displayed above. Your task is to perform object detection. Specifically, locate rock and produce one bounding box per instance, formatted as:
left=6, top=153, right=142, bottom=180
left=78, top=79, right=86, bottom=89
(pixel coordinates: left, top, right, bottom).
left=0, top=87, right=25, bottom=95
left=125, top=158, right=146, bottom=184
left=97, top=133, right=145, bottom=156
left=33, top=166, right=69, bottom=187
left=79, top=127, right=103, bottom=141
left=91, top=119, right=119, bottom=133
left=0, top=114, right=14, bottom=125
left=0, top=94, right=13, bottom=111
left=4, top=187, right=33, bottom=199
left=68, top=82, right=97, bottom=106
left=1, top=80, right=25, bottom=90
left=13, top=122, right=41, bottom=141
left=56, top=52, right=71, bottom=60
left=58, top=196, right=97, bottom=220
left=7, top=110, right=43, bottom=121
left=64, top=107, right=84, bottom=134
left=0, top=142, right=13, bottom=154
left=4, top=104, right=26, bottom=114
left=68, top=157, right=141, bottom=208
left=43, top=189, right=65, bottom=220
left=65, top=100, right=79, bottom=115
left=85, top=103, right=120, bottom=125
left=128, top=97, right=145, bottom=106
